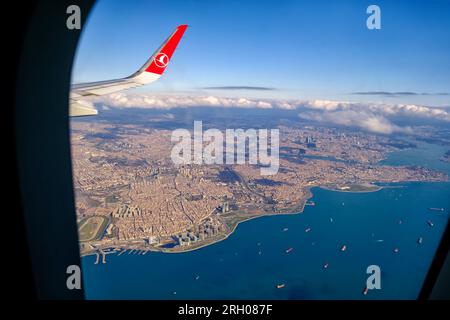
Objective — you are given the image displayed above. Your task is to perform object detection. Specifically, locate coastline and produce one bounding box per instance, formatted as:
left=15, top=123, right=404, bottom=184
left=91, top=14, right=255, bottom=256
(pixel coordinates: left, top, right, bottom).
left=319, top=184, right=383, bottom=193
left=164, top=199, right=308, bottom=254
left=82, top=180, right=450, bottom=300
left=80, top=177, right=449, bottom=258
left=80, top=189, right=312, bottom=257
left=80, top=179, right=448, bottom=258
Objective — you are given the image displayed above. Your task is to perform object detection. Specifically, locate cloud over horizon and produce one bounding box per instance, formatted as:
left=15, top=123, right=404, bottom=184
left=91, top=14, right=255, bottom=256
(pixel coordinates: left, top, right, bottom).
left=93, top=93, right=450, bottom=135
left=352, top=91, right=450, bottom=97
left=202, top=86, right=276, bottom=91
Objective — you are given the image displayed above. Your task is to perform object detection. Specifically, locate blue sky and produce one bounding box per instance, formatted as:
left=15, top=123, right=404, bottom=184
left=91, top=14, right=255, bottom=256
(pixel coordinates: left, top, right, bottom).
left=72, top=0, right=450, bottom=106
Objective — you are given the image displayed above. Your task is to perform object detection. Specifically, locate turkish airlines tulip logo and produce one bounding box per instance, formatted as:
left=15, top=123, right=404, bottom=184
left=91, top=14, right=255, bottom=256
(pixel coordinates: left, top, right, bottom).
left=154, top=53, right=169, bottom=68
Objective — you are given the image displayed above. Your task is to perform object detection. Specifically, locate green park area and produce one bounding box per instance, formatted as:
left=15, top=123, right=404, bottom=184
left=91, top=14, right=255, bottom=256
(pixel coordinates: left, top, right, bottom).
left=78, top=216, right=109, bottom=242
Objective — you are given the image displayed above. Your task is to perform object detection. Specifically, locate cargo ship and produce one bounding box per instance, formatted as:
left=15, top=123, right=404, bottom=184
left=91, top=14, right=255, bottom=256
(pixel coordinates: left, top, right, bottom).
left=276, top=284, right=285, bottom=289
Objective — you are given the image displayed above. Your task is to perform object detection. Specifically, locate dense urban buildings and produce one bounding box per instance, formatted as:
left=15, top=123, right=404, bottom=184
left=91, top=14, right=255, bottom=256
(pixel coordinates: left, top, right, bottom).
left=71, top=110, right=448, bottom=256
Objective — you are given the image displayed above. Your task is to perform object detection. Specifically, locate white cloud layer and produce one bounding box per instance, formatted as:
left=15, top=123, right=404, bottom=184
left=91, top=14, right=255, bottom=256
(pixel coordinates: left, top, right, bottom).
left=93, top=93, right=450, bottom=134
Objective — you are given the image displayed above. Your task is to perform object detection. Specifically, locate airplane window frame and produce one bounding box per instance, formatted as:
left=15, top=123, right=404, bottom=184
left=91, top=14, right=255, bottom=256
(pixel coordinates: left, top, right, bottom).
left=13, top=0, right=450, bottom=300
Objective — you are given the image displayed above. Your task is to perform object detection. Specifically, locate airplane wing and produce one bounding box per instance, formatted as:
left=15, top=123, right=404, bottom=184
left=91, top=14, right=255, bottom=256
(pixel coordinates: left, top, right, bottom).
left=70, top=24, right=188, bottom=116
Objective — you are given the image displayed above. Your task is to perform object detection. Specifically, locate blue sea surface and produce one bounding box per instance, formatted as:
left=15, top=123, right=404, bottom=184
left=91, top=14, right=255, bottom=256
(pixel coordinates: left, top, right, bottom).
left=82, top=141, right=450, bottom=299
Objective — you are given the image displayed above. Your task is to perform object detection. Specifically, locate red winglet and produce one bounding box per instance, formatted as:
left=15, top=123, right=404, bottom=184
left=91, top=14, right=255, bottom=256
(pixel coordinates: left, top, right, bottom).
left=145, top=25, right=188, bottom=75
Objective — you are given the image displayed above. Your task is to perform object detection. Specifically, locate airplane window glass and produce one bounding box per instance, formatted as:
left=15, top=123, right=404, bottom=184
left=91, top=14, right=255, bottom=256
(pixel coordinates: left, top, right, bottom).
left=70, top=0, right=450, bottom=299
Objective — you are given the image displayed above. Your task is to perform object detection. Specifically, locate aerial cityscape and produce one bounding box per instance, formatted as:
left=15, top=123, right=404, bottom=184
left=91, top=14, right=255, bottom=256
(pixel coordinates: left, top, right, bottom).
left=71, top=108, right=448, bottom=257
